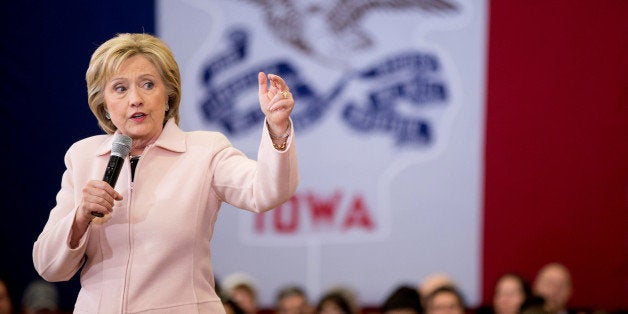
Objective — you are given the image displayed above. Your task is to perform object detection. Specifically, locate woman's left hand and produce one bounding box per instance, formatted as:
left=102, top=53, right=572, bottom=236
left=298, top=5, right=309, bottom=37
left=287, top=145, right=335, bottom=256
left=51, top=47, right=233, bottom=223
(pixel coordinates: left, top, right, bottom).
left=258, top=72, right=294, bottom=135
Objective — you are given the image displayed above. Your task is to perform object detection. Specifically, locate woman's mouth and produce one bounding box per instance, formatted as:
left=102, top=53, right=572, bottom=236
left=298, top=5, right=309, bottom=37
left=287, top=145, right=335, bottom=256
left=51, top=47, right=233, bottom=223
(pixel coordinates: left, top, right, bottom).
left=131, top=112, right=147, bottom=121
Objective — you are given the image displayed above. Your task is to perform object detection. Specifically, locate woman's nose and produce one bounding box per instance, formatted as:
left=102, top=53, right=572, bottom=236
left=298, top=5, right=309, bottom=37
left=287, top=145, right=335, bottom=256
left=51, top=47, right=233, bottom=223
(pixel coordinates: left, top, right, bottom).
left=128, top=87, right=143, bottom=107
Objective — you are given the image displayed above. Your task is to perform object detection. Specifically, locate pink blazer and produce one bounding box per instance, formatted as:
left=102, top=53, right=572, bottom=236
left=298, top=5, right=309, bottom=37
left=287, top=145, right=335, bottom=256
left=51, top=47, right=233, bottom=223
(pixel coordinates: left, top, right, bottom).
left=33, top=119, right=298, bottom=313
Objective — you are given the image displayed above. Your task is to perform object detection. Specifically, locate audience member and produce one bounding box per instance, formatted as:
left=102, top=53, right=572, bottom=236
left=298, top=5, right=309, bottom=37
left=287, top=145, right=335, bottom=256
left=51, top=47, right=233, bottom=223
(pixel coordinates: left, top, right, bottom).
left=533, top=263, right=572, bottom=314
left=275, top=285, right=313, bottom=314
left=424, top=286, right=465, bottom=314
left=21, top=280, right=58, bottom=314
left=222, top=272, right=259, bottom=314
left=316, top=290, right=353, bottom=314
left=0, top=277, right=12, bottom=314
left=322, top=286, right=360, bottom=314
left=493, top=273, right=532, bottom=314
left=224, top=298, right=247, bottom=314
left=380, top=284, right=423, bottom=314
left=418, top=273, right=457, bottom=306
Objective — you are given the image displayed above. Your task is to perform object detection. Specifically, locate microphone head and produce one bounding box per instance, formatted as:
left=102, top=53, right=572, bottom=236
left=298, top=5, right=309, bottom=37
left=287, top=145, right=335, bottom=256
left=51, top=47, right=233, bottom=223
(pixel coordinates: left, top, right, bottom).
left=111, top=134, right=132, bottom=158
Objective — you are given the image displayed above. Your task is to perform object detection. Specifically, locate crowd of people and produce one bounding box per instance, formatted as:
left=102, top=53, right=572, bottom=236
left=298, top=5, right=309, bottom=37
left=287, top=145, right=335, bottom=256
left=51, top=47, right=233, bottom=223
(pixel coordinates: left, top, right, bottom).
left=0, top=262, right=624, bottom=314
left=213, top=262, right=617, bottom=314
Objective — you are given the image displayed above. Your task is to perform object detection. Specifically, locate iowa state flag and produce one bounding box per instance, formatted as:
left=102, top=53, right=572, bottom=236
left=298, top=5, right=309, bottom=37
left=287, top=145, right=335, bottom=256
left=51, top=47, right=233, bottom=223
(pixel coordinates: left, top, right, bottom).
left=155, top=0, right=628, bottom=308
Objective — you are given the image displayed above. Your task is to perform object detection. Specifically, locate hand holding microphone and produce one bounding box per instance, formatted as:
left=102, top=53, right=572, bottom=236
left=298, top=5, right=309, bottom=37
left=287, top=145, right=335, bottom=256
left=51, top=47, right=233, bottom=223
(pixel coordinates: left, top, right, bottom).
left=90, top=134, right=132, bottom=217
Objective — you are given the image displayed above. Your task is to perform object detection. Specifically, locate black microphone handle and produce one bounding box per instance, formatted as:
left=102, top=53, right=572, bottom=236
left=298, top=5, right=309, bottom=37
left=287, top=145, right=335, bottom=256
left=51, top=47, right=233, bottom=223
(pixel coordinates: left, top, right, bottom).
left=91, top=155, right=125, bottom=218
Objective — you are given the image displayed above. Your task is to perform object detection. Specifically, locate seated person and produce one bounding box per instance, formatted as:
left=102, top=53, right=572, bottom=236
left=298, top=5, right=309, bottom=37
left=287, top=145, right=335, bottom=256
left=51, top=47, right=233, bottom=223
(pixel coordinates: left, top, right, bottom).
left=418, top=273, right=457, bottom=306
left=532, top=263, right=572, bottom=314
left=381, top=284, right=423, bottom=314
left=222, top=272, right=259, bottom=314
left=276, top=285, right=313, bottom=314
left=0, top=277, right=13, bottom=314
left=424, top=286, right=465, bottom=314
left=493, top=273, right=531, bottom=314
left=315, top=290, right=353, bottom=314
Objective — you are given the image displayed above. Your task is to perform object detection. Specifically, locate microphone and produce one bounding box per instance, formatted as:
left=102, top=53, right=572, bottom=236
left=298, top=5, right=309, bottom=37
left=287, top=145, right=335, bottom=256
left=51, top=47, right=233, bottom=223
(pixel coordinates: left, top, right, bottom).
left=91, top=134, right=132, bottom=217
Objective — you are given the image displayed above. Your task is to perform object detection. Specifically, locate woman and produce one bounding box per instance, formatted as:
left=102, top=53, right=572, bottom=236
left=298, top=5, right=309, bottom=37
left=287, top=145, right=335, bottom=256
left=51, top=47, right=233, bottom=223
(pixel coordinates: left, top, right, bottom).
left=493, top=273, right=531, bottom=314
left=32, top=33, right=298, bottom=313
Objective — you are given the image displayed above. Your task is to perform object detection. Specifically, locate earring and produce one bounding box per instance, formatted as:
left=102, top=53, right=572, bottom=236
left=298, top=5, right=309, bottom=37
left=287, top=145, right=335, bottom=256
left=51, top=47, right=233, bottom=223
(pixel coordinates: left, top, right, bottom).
left=165, top=104, right=170, bottom=111
left=105, top=112, right=111, bottom=120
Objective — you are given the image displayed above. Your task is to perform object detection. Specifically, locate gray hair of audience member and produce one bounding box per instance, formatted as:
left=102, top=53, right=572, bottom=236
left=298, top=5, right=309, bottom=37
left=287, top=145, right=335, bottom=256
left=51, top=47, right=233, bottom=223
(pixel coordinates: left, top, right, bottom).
left=22, top=280, right=58, bottom=311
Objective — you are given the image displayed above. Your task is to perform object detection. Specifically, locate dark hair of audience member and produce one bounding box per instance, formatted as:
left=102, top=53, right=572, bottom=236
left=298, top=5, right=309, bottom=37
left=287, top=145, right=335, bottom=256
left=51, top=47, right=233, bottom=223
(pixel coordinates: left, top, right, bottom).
left=316, top=290, right=353, bottom=314
left=381, top=284, right=423, bottom=314
left=520, top=295, right=549, bottom=314
left=224, top=298, right=246, bottom=314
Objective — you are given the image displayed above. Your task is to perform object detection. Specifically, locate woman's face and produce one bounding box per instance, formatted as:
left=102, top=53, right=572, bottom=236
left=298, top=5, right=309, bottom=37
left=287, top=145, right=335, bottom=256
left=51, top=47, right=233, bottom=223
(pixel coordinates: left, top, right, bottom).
left=493, top=276, right=525, bottom=314
left=104, top=54, right=168, bottom=151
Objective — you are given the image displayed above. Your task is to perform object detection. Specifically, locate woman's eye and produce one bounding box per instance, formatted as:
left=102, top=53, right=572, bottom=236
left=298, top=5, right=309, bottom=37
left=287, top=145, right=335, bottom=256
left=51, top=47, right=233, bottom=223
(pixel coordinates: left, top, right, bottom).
left=114, top=85, right=127, bottom=93
left=143, top=81, right=154, bottom=89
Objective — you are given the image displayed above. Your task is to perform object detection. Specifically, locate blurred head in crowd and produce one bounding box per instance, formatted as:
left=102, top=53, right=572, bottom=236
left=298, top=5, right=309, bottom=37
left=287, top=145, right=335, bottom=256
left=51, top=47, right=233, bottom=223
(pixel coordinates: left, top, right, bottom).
left=424, top=286, right=465, bottom=314
left=316, top=290, right=353, bottom=314
left=381, top=284, right=423, bottom=314
left=0, top=277, right=12, bottom=314
left=223, top=298, right=246, bottom=314
left=418, top=273, right=457, bottom=306
left=22, top=280, right=58, bottom=314
left=493, top=273, right=531, bottom=314
left=222, top=272, right=259, bottom=314
left=321, top=286, right=360, bottom=314
left=276, top=285, right=312, bottom=314
left=533, top=263, right=572, bottom=314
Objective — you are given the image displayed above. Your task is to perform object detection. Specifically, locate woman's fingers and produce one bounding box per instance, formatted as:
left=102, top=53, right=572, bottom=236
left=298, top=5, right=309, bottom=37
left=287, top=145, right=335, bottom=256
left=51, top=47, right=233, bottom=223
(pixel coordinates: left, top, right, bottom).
left=80, top=180, right=122, bottom=218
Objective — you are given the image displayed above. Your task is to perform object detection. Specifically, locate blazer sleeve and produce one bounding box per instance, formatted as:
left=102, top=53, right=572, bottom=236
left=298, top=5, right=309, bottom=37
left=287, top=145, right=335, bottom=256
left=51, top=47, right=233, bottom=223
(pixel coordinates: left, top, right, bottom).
left=33, top=146, right=90, bottom=282
left=211, top=118, right=299, bottom=212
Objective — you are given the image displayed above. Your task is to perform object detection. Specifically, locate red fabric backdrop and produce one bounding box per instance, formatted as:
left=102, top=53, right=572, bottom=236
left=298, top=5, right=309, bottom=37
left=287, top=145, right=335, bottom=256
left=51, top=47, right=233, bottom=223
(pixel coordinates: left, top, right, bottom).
left=483, top=0, right=628, bottom=309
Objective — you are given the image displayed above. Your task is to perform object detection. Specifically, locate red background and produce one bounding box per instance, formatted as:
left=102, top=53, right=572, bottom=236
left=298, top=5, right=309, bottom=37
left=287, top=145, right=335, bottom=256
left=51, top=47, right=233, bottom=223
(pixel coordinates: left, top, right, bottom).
left=483, top=0, right=628, bottom=309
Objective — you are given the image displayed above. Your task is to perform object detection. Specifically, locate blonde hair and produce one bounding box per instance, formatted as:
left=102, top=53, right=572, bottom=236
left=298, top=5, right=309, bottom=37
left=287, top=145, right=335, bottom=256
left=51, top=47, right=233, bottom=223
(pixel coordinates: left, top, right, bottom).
left=85, top=33, right=181, bottom=134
